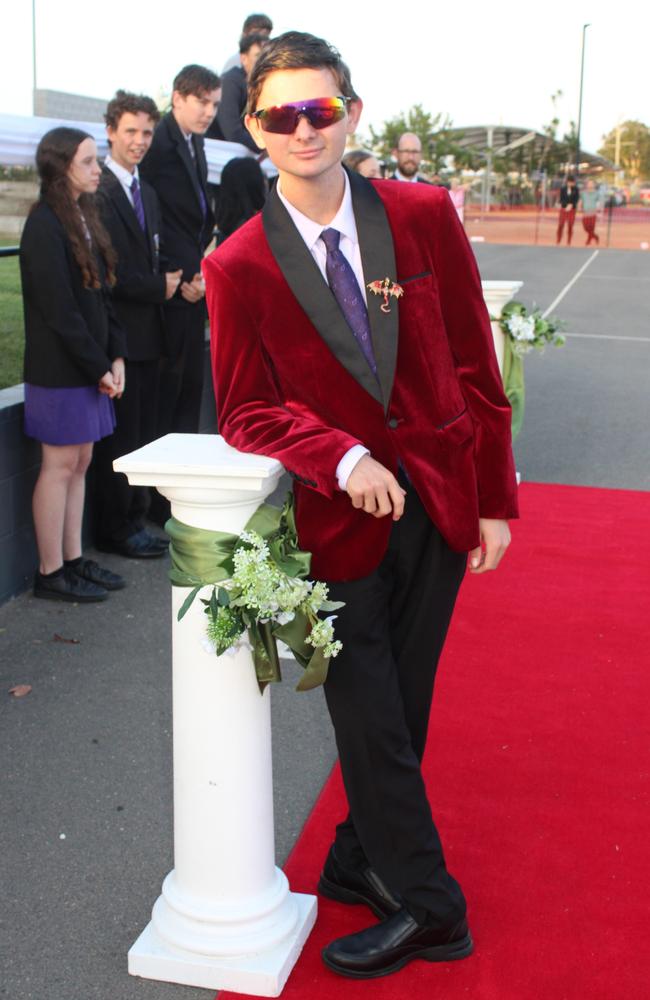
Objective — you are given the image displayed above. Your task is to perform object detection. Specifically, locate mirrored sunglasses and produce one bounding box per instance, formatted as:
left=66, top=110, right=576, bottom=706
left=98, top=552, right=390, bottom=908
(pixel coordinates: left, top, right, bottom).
left=251, top=97, right=352, bottom=134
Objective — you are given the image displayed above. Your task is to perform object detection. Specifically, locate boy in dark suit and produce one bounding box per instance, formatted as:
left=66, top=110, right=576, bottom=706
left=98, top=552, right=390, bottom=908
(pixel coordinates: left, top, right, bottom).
left=203, top=32, right=518, bottom=979
left=139, top=65, right=220, bottom=445
left=207, top=32, right=267, bottom=151
left=94, top=90, right=181, bottom=558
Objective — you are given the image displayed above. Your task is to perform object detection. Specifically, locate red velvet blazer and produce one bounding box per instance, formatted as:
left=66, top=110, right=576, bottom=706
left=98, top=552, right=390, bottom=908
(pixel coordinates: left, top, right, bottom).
left=203, top=171, right=518, bottom=582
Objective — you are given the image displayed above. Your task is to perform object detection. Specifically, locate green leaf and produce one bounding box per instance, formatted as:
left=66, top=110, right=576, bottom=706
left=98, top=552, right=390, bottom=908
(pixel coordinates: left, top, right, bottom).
left=177, top=586, right=201, bottom=622
left=217, top=587, right=230, bottom=606
left=209, top=588, right=219, bottom=620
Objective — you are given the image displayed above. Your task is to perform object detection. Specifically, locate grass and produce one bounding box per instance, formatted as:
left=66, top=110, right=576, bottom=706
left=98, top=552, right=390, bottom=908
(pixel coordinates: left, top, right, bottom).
left=0, top=240, right=24, bottom=390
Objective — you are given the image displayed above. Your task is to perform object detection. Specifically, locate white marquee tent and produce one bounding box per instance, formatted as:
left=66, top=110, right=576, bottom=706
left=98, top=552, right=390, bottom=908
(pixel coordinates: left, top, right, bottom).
left=0, top=113, right=276, bottom=183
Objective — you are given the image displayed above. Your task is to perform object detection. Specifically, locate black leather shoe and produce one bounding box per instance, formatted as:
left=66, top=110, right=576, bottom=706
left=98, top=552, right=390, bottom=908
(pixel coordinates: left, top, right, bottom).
left=33, top=568, right=108, bottom=603
left=322, top=908, right=473, bottom=978
left=318, top=847, right=402, bottom=919
left=69, top=559, right=126, bottom=591
left=96, top=529, right=168, bottom=559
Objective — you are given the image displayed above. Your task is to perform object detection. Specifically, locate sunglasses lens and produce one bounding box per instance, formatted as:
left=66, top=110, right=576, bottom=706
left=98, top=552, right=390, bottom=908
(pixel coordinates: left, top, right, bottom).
left=260, top=105, right=301, bottom=134
left=258, top=98, right=347, bottom=134
left=306, top=101, right=345, bottom=129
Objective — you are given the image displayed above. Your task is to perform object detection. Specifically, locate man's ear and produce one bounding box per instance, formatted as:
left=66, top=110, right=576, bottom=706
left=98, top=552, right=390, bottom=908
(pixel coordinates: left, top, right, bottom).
left=245, top=115, right=267, bottom=151
left=346, top=99, right=364, bottom=136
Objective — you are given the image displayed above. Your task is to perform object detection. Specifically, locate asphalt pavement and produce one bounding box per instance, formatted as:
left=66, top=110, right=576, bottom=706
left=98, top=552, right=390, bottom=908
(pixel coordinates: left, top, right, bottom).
left=1, top=243, right=648, bottom=1000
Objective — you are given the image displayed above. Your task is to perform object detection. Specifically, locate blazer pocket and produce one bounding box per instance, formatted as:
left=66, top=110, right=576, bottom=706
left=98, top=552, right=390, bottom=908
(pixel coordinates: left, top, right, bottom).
left=435, top=405, right=467, bottom=431
left=398, top=271, right=433, bottom=285
left=435, top=407, right=473, bottom=447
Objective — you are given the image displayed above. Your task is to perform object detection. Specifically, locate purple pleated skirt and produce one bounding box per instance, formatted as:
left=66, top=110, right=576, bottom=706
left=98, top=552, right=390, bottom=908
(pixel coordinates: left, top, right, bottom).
left=24, top=384, right=116, bottom=445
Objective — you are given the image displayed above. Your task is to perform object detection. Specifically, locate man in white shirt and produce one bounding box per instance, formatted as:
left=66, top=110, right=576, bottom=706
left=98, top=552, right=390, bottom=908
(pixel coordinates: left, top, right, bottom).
left=203, top=31, right=517, bottom=981
left=391, top=131, right=430, bottom=183
left=93, top=91, right=182, bottom=558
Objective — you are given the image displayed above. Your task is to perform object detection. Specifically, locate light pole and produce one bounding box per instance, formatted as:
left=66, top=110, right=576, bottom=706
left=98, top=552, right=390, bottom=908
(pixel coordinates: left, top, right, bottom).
left=575, top=22, right=590, bottom=178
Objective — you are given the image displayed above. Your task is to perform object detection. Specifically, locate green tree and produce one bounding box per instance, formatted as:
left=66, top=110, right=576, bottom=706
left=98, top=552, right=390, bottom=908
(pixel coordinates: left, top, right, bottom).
left=598, top=120, right=650, bottom=181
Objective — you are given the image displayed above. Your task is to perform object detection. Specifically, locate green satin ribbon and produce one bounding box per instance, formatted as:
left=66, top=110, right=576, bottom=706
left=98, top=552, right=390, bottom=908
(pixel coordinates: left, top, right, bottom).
left=165, top=496, right=331, bottom=693
left=502, top=336, right=525, bottom=441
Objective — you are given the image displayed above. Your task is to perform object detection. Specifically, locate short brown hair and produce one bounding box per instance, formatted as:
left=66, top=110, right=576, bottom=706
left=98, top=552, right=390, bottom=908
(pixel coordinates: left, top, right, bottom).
left=242, top=12, right=272, bottom=33
left=172, top=64, right=221, bottom=99
left=247, top=31, right=357, bottom=114
left=105, top=90, right=160, bottom=130
left=239, top=31, right=268, bottom=55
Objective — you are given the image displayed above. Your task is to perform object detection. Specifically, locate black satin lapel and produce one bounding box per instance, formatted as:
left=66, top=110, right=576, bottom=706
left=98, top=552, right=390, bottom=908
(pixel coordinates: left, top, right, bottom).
left=262, top=187, right=383, bottom=405
left=348, top=169, right=399, bottom=413
left=174, top=131, right=203, bottom=210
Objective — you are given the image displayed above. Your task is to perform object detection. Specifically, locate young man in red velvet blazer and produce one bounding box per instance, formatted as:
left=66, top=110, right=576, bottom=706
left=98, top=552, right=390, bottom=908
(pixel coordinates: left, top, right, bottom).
left=203, top=31, right=518, bottom=980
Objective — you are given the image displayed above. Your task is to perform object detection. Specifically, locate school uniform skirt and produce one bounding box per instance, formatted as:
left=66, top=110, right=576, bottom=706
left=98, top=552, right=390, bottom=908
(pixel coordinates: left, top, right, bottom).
left=24, top=384, right=116, bottom=446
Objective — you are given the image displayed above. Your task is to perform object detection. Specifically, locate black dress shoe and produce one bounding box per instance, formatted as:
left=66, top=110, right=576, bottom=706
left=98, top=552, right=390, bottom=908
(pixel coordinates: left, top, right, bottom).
left=68, top=559, right=126, bottom=591
left=96, top=529, right=168, bottom=559
left=318, top=847, right=402, bottom=919
left=322, top=908, right=473, bottom=979
left=33, top=568, right=108, bottom=603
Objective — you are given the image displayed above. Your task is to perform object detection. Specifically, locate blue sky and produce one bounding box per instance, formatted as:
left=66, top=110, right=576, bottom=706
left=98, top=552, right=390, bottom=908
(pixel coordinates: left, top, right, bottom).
left=3, top=0, right=647, bottom=154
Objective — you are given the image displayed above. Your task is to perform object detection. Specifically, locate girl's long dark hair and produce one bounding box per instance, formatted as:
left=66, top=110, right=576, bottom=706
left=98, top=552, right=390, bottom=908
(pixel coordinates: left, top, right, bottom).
left=216, top=157, right=267, bottom=238
left=33, top=126, right=116, bottom=288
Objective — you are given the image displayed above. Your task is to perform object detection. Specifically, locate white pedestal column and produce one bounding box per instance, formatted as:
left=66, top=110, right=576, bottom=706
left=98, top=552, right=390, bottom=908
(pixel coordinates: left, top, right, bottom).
left=481, top=279, right=524, bottom=374
left=115, top=434, right=317, bottom=997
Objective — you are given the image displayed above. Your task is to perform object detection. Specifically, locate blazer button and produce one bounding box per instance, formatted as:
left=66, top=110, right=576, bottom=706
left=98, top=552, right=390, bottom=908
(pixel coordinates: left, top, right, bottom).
left=388, top=417, right=400, bottom=429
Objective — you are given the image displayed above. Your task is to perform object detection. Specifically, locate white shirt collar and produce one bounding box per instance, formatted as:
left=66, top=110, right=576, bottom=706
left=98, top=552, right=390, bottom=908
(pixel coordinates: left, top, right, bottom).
left=105, top=153, right=139, bottom=187
left=276, top=169, right=359, bottom=251
left=394, top=167, right=419, bottom=183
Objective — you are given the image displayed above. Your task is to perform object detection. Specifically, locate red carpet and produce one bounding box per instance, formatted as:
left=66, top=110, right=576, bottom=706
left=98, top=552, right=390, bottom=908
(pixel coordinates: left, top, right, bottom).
left=219, top=483, right=650, bottom=1000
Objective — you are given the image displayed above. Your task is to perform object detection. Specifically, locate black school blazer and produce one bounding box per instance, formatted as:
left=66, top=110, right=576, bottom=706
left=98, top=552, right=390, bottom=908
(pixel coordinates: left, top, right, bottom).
left=21, top=202, right=126, bottom=387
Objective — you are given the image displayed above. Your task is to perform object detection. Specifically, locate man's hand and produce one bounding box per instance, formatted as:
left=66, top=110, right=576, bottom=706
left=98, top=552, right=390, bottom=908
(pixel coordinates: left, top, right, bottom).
left=180, top=273, right=205, bottom=303
left=165, top=269, right=183, bottom=300
left=469, top=518, right=511, bottom=574
left=346, top=455, right=406, bottom=520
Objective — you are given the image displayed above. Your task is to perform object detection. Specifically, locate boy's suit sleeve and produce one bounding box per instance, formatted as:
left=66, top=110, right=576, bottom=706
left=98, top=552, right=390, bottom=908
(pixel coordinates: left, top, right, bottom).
left=430, top=191, right=518, bottom=519
left=203, top=254, right=364, bottom=498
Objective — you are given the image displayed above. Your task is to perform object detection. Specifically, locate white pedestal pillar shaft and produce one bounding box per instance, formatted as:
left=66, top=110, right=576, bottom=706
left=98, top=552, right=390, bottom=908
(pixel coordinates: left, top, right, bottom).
left=481, top=279, right=524, bottom=374
left=115, top=434, right=317, bottom=997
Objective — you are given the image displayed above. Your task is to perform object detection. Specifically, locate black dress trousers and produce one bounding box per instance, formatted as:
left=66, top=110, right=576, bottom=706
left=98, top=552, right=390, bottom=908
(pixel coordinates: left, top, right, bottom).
left=92, top=359, right=160, bottom=544
left=157, top=299, right=207, bottom=437
left=323, top=477, right=468, bottom=928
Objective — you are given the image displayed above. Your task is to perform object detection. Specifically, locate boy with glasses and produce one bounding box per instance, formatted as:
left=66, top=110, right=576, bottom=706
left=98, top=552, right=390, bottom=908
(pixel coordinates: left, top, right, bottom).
left=203, top=30, right=518, bottom=980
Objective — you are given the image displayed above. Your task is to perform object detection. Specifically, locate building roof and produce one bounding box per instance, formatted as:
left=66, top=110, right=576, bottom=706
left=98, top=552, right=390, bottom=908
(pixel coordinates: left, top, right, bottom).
left=444, top=124, right=614, bottom=170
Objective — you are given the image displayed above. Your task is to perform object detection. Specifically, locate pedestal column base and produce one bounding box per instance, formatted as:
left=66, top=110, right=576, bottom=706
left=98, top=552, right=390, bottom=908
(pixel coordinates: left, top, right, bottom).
left=128, top=891, right=317, bottom=997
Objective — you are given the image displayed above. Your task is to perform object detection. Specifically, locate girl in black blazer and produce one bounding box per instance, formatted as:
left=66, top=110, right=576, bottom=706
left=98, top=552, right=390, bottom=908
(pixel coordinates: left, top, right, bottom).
left=21, top=127, right=127, bottom=601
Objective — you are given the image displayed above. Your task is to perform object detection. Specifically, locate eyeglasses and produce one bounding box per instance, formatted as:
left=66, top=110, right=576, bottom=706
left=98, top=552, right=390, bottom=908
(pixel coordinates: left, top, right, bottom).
left=251, top=97, right=352, bottom=134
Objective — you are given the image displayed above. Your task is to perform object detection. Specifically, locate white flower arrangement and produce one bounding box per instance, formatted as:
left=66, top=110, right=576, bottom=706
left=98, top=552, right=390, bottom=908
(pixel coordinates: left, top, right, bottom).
left=202, top=530, right=343, bottom=660
left=498, top=301, right=566, bottom=357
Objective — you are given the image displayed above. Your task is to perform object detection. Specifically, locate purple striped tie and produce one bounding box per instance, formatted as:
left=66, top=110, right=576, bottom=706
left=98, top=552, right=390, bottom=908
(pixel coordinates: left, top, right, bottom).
left=320, top=228, right=377, bottom=377
left=131, top=176, right=146, bottom=232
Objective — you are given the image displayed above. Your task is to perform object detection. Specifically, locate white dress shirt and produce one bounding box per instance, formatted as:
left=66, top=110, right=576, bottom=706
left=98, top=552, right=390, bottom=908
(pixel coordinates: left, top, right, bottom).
left=104, top=153, right=139, bottom=206
left=393, top=168, right=419, bottom=183
left=276, top=172, right=370, bottom=488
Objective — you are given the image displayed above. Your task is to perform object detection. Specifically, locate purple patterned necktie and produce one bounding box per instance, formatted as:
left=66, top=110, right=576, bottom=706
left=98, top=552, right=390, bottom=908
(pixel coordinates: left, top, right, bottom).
left=131, top=176, right=146, bottom=232
left=320, top=228, right=377, bottom=377
left=186, top=135, right=208, bottom=218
